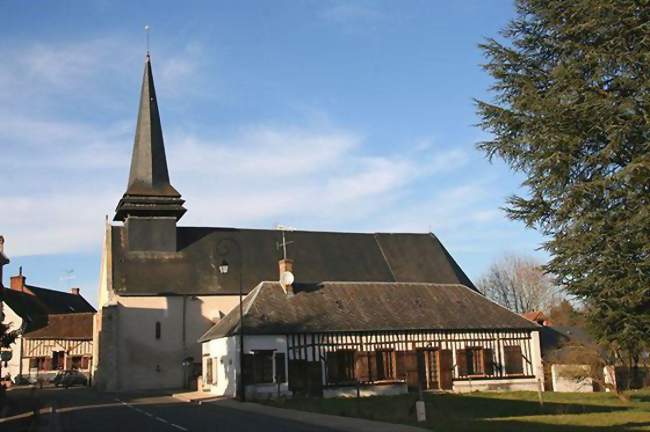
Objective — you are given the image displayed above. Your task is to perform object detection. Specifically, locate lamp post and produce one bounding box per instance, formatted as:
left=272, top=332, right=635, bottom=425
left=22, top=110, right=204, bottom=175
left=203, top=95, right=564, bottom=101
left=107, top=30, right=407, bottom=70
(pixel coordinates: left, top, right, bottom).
left=217, top=239, right=245, bottom=402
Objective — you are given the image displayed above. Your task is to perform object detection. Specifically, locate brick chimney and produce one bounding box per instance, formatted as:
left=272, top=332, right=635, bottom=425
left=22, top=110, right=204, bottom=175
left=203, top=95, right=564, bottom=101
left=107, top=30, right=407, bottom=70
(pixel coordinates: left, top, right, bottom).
left=278, top=258, right=295, bottom=295
left=70, top=287, right=80, bottom=295
left=10, top=267, right=30, bottom=294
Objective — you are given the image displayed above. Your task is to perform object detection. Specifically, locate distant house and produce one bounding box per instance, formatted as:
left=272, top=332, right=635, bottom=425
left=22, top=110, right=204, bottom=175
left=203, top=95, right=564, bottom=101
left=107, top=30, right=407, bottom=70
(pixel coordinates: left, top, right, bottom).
left=0, top=264, right=95, bottom=383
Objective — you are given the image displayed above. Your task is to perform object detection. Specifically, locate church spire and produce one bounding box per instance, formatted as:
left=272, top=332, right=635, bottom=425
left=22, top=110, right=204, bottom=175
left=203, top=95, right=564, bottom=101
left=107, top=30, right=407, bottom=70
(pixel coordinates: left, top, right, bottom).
left=114, top=54, right=186, bottom=222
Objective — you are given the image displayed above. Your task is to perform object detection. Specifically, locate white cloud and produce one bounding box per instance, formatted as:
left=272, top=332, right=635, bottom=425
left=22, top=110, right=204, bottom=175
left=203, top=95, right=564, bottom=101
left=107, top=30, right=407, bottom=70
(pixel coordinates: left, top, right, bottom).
left=0, top=119, right=476, bottom=256
left=0, top=37, right=527, bottom=262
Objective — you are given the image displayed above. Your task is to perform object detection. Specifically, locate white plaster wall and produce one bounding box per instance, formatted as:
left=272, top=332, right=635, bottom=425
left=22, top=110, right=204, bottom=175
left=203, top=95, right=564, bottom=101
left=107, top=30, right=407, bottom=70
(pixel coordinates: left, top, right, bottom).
left=92, top=223, right=246, bottom=392
left=1, top=305, right=23, bottom=380
left=111, top=295, right=239, bottom=391
left=551, top=364, right=593, bottom=392
left=530, top=330, right=544, bottom=387
left=203, top=335, right=289, bottom=398
left=453, top=377, right=540, bottom=393
left=323, top=383, right=408, bottom=399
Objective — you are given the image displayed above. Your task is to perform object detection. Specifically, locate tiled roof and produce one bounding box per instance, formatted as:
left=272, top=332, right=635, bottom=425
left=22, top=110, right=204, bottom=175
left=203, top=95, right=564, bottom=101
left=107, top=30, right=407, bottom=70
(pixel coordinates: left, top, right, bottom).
left=199, top=281, right=539, bottom=341
left=23, top=312, right=94, bottom=340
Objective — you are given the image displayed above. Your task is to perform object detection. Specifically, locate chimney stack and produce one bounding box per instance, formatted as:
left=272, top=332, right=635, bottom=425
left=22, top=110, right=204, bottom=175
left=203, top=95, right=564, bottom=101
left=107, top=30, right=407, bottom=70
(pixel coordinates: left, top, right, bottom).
left=10, top=266, right=28, bottom=293
left=278, top=259, right=295, bottom=295
left=70, top=287, right=80, bottom=295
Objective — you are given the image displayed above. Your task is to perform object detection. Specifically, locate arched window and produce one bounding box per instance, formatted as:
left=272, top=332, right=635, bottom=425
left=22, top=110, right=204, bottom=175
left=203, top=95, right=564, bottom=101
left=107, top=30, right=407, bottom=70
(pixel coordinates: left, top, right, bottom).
left=155, top=321, right=161, bottom=340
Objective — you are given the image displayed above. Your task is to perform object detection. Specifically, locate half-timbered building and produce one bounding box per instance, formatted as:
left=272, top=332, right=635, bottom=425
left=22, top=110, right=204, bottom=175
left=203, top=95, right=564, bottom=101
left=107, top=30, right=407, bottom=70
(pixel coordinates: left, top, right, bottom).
left=199, top=271, right=542, bottom=399
left=1, top=267, right=95, bottom=382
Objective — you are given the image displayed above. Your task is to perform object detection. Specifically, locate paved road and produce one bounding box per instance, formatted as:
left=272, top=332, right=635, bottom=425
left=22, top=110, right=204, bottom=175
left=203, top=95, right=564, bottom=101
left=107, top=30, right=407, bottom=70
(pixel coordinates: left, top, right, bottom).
left=59, top=396, right=340, bottom=432
left=2, top=388, right=341, bottom=432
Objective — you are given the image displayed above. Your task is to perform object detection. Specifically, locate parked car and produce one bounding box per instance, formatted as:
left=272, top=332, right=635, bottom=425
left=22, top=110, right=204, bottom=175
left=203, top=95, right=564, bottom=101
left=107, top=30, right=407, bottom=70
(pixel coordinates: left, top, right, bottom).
left=53, top=370, right=87, bottom=388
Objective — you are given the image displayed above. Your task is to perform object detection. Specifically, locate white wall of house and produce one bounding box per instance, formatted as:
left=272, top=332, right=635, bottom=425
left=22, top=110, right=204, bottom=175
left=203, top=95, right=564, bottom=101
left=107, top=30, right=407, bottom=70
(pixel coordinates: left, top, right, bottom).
left=202, top=335, right=290, bottom=399
left=1, top=304, right=23, bottom=380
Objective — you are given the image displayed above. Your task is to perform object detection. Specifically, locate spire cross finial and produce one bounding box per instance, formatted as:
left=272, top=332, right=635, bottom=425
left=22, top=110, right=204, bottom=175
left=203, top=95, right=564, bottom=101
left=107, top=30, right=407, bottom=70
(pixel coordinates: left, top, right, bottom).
left=145, top=25, right=150, bottom=55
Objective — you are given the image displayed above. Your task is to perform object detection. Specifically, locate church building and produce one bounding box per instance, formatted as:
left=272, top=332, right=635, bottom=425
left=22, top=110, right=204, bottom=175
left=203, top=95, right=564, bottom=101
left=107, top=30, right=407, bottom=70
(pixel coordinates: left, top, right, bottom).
left=92, top=54, right=543, bottom=395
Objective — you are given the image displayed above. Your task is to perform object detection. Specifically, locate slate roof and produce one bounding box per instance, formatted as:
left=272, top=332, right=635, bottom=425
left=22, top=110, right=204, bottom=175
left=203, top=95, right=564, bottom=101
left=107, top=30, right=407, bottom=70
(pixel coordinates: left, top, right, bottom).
left=1, top=288, right=48, bottom=331
left=23, top=286, right=95, bottom=314
left=114, top=55, right=186, bottom=222
left=199, top=281, right=539, bottom=341
left=1, top=286, right=95, bottom=333
left=23, top=313, right=94, bottom=340
left=112, top=228, right=477, bottom=296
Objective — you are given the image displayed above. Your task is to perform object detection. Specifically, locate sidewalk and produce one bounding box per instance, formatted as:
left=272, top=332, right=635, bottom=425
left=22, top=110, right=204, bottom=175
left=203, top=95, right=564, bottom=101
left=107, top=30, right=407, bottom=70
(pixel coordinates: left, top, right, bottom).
left=206, top=399, right=428, bottom=432
left=171, top=390, right=223, bottom=403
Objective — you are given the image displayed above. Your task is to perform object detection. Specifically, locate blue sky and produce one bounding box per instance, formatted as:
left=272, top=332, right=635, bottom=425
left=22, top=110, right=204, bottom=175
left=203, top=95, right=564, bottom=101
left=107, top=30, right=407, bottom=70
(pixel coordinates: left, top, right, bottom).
left=0, top=1, right=546, bottom=306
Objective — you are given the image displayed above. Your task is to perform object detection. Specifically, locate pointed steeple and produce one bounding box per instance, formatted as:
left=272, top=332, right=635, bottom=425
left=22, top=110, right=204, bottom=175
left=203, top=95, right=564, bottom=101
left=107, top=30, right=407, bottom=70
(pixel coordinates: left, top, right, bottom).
left=114, top=54, right=186, bottom=222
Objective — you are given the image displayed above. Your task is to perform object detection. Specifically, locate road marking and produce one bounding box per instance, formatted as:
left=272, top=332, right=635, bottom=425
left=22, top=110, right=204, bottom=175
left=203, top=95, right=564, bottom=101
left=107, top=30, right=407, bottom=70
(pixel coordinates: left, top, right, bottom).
left=116, top=398, right=189, bottom=431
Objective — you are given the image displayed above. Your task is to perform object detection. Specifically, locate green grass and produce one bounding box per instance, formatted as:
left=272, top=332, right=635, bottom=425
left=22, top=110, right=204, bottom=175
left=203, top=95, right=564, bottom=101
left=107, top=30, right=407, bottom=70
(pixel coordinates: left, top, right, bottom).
left=263, top=389, right=650, bottom=431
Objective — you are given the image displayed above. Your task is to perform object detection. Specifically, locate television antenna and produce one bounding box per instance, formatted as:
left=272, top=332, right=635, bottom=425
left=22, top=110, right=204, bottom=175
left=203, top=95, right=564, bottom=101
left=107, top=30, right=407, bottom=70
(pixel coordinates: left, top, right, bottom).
left=60, top=269, right=76, bottom=289
left=275, top=225, right=295, bottom=260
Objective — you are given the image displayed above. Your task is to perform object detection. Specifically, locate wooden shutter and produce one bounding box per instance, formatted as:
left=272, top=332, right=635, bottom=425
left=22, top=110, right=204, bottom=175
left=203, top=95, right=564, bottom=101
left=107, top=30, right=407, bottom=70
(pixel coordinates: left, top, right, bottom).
left=504, top=345, right=523, bottom=375
left=368, top=351, right=378, bottom=382
left=482, top=349, right=494, bottom=375
left=242, top=354, right=254, bottom=384
left=275, top=353, right=286, bottom=383
left=456, top=349, right=467, bottom=376
left=438, top=349, right=454, bottom=390
left=354, top=352, right=369, bottom=382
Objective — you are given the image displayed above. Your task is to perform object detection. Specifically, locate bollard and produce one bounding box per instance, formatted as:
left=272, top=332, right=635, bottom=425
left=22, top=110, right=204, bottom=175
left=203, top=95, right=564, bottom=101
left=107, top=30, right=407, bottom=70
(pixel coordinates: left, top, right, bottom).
left=416, top=400, right=426, bottom=422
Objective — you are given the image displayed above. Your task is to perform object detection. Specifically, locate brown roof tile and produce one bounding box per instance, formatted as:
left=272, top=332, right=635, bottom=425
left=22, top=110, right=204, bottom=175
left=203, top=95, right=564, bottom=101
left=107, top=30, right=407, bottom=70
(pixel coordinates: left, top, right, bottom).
left=199, top=281, right=538, bottom=341
left=23, top=312, right=94, bottom=340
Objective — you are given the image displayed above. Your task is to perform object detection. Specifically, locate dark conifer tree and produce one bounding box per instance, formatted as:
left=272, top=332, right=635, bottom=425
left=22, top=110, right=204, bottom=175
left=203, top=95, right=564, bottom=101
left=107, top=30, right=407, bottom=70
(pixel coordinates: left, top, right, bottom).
left=476, top=0, right=649, bottom=367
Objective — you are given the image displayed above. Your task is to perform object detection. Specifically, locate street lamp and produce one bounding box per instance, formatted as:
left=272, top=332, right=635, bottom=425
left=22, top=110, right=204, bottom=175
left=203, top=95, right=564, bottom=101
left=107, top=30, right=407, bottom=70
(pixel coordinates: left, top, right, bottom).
left=216, top=239, right=245, bottom=402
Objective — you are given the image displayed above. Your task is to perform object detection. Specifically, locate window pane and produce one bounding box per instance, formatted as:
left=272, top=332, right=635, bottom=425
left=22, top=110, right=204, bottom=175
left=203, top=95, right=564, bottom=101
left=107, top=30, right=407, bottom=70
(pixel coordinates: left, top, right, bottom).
left=504, top=345, right=524, bottom=375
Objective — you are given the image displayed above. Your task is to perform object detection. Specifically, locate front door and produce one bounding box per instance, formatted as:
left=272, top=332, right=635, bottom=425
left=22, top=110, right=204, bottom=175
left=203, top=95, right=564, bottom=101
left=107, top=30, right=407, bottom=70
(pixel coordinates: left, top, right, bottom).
left=52, top=351, right=65, bottom=370
left=417, top=349, right=441, bottom=390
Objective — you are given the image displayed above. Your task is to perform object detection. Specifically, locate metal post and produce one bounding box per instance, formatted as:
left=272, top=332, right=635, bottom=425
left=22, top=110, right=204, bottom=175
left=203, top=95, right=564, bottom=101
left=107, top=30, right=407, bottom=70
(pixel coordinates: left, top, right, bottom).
left=239, top=271, right=245, bottom=402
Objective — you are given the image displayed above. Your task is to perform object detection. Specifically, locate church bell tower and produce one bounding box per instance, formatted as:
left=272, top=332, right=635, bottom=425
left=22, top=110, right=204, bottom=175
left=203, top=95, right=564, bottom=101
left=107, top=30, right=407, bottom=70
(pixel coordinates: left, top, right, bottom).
left=114, top=54, right=186, bottom=252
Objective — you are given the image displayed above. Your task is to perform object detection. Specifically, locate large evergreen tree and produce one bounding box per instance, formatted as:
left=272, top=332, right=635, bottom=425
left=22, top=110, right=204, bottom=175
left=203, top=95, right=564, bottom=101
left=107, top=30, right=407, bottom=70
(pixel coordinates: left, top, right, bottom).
left=476, top=0, right=649, bottom=366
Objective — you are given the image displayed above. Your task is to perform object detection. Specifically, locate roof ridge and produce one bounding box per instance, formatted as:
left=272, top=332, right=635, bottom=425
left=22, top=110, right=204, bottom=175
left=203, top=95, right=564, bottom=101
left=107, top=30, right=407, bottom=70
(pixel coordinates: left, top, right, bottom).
left=45, top=312, right=95, bottom=317
left=27, top=285, right=81, bottom=295
left=174, top=226, right=435, bottom=236
left=259, top=280, right=471, bottom=288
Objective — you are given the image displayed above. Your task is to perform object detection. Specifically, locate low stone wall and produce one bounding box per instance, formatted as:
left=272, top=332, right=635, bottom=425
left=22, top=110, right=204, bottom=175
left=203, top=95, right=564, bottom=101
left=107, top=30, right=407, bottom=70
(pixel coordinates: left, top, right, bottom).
left=323, top=382, right=408, bottom=399
left=453, top=377, right=540, bottom=393
left=245, top=383, right=291, bottom=400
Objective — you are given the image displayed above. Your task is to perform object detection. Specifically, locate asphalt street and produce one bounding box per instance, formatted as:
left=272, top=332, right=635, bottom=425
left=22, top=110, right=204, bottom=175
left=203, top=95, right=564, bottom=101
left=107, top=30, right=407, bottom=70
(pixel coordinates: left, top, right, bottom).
left=2, top=388, right=342, bottom=432
left=58, top=396, right=341, bottom=432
